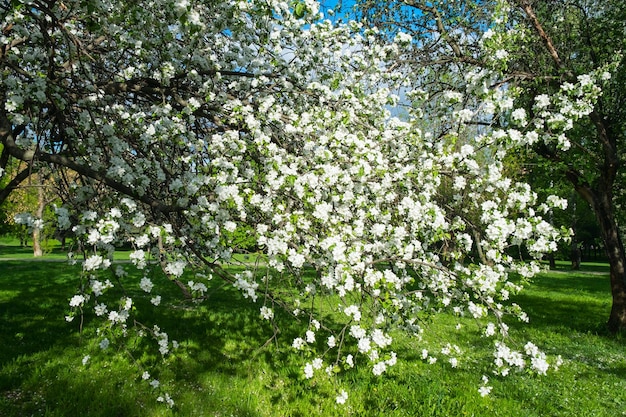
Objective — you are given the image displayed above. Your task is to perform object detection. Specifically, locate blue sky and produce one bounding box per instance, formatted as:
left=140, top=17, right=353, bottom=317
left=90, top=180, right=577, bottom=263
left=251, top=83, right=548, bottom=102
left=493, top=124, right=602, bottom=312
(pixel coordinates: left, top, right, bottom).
left=317, top=0, right=356, bottom=19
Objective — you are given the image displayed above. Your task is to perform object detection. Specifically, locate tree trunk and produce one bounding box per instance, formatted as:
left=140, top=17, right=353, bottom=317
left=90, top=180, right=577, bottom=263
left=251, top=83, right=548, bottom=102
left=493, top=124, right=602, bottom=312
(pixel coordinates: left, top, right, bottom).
left=567, top=164, right=626, bottom=332
left=32, top=184, right=45, bottom=257
left=594, top=194, right=626, bottom=332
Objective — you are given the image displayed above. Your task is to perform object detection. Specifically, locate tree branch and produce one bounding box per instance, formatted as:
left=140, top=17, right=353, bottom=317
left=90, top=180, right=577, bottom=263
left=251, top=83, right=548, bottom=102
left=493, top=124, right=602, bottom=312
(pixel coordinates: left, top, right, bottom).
left=0, top=115, right=184, bottom=214
left=0, top=164, right=36, bottom=206
left=515, top=0, right=566, bottom=72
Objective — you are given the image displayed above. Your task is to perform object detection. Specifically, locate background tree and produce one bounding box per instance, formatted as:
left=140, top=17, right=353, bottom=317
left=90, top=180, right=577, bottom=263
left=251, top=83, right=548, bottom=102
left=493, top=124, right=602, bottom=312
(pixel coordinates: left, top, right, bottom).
left=354, top=0, right=626, bottom=331
left=6, top=169, right=60, bottom=256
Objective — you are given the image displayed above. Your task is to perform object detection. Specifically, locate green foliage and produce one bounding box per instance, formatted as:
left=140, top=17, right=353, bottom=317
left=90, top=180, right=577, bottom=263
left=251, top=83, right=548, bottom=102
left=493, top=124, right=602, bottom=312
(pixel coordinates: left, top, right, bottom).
left=1, top=260, right=625, bottom=416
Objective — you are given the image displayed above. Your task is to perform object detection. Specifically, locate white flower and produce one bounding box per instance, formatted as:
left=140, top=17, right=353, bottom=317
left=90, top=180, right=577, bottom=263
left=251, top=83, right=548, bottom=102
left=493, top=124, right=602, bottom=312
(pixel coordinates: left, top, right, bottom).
left=165, top=260, right=186, bottom=277
left=444, top=90, right=463, bottom=103
left=140, top=277, right=154, bottom=293
left=303, top=363, right=314, bottom=379
left=312, top=358, right=323, bottom=370
left=84, top=255, right=106, bottom=271
left=94, top=303, right=108, bottom=316
left=82, top=355, right=90, bottom=365
left=484, top=322, right=496, bottom=337
left=69, top=294, right=85, bottom=307
left=372, top=362, right=387, bottom=375
left=394, top=32, right=412, bottom=44
left=511, top=108, right=527, bottom=126
left=260, top=306, right=274, bottom=320
left=132, top=213, right=146, bottom=227
left=479, top=385, right=492, bottom=397
left=371, top=329, right=392, bottom=348
left=357, top=337, right=371, bottom=353
left=327, top=335, right=336, bottom=348
left=344, top=305, right=361, bottom=321
left=336, top=390, right=348, bottom=404
left=292, top=338, right=306, bottom=349
left=535, top=94, right=550, bottom=109
left=130, top=250, right=147, bottom=269
left=482, top=28, right=495, bottom=39
left=345, top=354, right=354, bottom=368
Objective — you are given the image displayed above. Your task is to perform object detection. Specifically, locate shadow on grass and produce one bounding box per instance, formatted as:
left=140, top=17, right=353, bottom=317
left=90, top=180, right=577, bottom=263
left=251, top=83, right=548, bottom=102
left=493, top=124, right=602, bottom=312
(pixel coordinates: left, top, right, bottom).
left=0, top=243, right=71, bottom=259
left=513, top=266, right=613, bottom=334
left=0, top=262, right=82, bottom=365
left=0, top=261, right=298, bottom=416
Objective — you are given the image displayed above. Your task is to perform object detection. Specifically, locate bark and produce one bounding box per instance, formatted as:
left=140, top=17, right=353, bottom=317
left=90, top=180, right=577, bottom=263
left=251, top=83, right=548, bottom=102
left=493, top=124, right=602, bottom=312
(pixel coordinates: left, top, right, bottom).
left=32, top=184, right=45, bottom=257
left=594, top=194, right=626, bottom=332
left=567, top=169, right=626, bottom=332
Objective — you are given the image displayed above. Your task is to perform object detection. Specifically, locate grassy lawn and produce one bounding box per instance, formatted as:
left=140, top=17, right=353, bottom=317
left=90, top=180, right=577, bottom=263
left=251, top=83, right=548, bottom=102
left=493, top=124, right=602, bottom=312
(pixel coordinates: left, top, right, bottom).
left=1, top=256, right=625, bottom=416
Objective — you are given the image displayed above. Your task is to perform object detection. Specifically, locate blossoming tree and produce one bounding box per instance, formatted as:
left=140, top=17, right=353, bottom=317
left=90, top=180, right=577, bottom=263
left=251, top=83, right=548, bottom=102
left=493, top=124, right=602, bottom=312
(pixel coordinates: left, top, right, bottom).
left=0, top=0, right=606, bottom=405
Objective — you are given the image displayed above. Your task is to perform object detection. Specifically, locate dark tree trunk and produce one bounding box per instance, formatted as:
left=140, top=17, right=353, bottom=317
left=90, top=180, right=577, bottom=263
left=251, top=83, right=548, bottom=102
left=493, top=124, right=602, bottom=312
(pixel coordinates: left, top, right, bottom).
left=594, top=194, right=626, bottom=332
left=569, top=172, right=626, bottom=332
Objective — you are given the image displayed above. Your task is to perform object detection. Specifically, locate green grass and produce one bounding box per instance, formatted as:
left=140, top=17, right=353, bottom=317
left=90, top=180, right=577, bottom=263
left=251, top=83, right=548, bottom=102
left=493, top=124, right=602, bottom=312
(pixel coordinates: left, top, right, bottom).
left=1, top=257, right=626, bottom=416
left=0, top=236, right=67, bottom=260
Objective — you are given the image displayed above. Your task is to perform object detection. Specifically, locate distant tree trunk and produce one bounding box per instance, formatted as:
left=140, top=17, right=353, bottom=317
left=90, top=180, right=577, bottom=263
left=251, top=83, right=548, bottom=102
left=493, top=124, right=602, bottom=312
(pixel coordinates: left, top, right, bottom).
left=32, top=185, right=45, bottom=257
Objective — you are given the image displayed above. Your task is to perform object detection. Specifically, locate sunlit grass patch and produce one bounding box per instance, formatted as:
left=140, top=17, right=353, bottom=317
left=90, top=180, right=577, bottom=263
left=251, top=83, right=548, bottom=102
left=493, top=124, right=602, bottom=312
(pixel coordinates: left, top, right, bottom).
left=1, top=260, right=625, bottom=416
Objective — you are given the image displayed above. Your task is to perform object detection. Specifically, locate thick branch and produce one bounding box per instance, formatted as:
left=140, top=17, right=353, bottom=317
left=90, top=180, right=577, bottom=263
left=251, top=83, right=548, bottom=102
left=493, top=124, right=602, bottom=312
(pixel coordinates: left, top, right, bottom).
left=0, top=116, right=183, bottom=214
left=0, top=164, right=36, bottom=205
left=516, top=0, right=566, bottom=72
left=589, top=110, right=619, bottom=187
